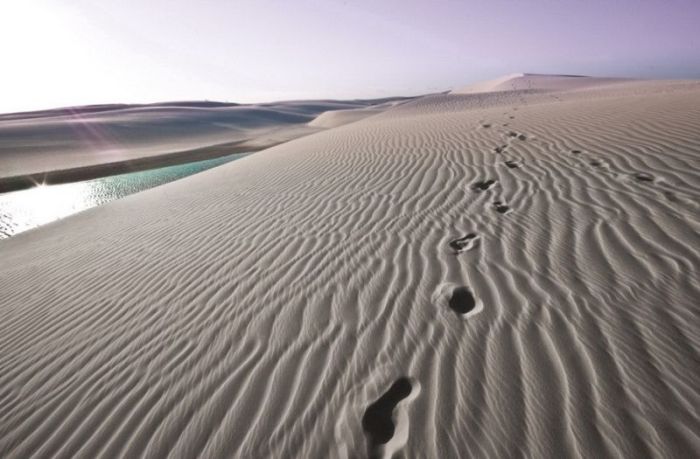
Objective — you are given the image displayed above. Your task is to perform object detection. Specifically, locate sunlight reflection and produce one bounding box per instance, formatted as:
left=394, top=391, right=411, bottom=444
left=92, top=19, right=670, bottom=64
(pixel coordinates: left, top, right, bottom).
left=0, top=152, right=249, bottom=239
left=0, top=181, right=97, bottom=237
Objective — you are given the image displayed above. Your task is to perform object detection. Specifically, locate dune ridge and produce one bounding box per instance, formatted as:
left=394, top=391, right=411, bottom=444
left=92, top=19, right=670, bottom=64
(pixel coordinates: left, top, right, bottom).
left=1, top=78, right=699, bottom=457
left=451, top=73, right=633, bottom=94
left=0, top=97, right=412, bottom=183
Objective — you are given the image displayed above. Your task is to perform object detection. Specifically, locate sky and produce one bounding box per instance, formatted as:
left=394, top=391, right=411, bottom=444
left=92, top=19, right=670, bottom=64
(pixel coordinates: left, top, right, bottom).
left=1, top=0, right=699, bottom=113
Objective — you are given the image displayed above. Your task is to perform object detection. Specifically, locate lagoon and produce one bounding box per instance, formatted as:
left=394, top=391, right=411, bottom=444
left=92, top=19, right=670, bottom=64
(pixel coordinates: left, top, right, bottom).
left=0, top=152, right=249, bottom=238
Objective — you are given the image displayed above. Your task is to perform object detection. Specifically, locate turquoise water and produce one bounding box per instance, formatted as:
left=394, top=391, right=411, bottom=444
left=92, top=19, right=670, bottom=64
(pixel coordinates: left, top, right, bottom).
left=0, top=153, right=249, bottom=238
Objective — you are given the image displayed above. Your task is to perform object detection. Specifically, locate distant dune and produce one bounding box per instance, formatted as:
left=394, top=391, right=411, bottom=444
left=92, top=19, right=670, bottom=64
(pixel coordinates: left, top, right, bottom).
left=308, top=99, right=409, bottom=128
left=0, top=96, right=412, bottom=191
left=0, top=101, right=242, bottom=123
left=452, top=72, right=633, bottom=94
left=1, top=76, right=699, bottom=458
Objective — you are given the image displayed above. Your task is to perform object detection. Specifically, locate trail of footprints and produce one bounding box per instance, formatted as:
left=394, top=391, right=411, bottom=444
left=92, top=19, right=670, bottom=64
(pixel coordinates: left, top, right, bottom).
left=361, top=113, right=527, bottom=455
left=569, top=148, right=666, bottom=195
left=360, top=112, right=668, bottom=456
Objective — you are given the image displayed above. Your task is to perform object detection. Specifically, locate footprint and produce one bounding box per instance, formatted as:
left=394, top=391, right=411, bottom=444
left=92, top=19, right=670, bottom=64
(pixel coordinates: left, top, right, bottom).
left=504, top=160, right=519, bottom=169
left=472, top=180, right=496, bottom=192
left=449, top=233, right=478, bottom=253
left=432, top=283, right=484, bottom=319
left=362, top=378, right=416, bottom=459
left=590, top=160, right=602, bottom=167
left=493, top=201, right=511, bottom=214
left=517, top=134, right=527, bottom=141
left=633, top=172, right=654, bottom=182
left=482, top=123, right=491, bottom=128
left=507, top=131, right=518, bottom=138
left=494, top=145, right=507, bottom=154
left=571, top=149, right=582, bottom=154
left=449, top=287, right=477, bottom=315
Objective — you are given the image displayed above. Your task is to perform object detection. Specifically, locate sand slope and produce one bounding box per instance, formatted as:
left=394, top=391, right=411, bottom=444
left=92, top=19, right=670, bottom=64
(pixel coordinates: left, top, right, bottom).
left=1, top=79, right=699, bottom=458
left=308, top=98, right=411, bottom=129
left=452, top=73, right=632, bottom=94
left=0, top=98, right=411, bottom=181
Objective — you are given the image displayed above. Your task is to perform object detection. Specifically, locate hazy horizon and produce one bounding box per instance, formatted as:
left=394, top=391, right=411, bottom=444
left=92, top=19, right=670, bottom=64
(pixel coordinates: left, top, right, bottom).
left=1, top=0, right=699, bottom=114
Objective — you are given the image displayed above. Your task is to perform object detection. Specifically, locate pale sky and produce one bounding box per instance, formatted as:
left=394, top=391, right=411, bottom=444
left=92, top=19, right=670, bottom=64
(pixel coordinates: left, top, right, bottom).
left=1, top=0, right=699, bottom=113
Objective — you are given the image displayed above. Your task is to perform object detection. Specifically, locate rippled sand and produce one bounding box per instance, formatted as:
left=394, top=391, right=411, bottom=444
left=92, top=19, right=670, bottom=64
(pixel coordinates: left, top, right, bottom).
left=1, top=76, right=699, bottom=458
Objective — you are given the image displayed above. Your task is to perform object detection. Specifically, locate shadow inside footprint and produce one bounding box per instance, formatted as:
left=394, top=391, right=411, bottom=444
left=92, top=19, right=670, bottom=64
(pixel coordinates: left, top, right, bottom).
left=482, top=124, right=491, bottom=128
left=507, top=131, right=518, bottom=137
left=571, top=149, right=582, bottom=154
left=449, top=287, right=476, bottom=315
left=590, top=161, right=602, bottom=167
left=517, top=134, right=527, bottom=141
left=449, top=233, right=478, bottom=253
left=362, top=378, right=413, bottom=456
left=493, top=201, right=510, bottom=213
left=664, top=191, right=678, bottom=202
left=504, top=160, right=519, bottom=169
left=472, top=180, right=496, bottom=192
left=494, top=145, right=507, bottom=154
left=634, top=173, right=654, bottom=182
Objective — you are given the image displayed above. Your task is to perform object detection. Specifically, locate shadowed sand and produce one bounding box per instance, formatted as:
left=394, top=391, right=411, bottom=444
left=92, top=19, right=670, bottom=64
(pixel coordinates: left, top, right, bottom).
left=1, top=75, right=699, bottom=458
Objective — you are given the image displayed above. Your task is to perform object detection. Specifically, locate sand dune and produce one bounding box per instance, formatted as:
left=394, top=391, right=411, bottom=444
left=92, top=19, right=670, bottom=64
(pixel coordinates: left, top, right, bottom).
left=452, top=73, right=633, bottom=94
left=0, top=97, right=411, bottom=185
left=308, top=99, right=411, bottom=129
left=1, top=78, right=699, bottom=457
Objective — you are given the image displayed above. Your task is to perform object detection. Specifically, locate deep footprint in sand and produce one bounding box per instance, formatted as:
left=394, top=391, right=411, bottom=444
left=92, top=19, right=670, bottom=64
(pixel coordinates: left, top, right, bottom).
left=571, top=149, right=582, bottom=154
left=472, top=180, right=496, bottom=192
left=449, top=233, right=478, bottom=253
left=494, top=145, right=507, bottom=154
left=504, top=160, right=519, bottom=169
left=362, top=378, right=415, bottom=458
left=433, top=283, right=483, bottom=319
left=449, top=286, right=477, bottom=315
left=633, top=172, right=654, bottom=182
left=664, top=191, right=679, bottom=202
left=493, top=201, right=511, bottom=214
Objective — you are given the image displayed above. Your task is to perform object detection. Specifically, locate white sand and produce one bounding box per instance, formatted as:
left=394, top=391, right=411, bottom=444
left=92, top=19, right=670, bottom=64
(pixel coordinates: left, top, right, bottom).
left=451, top=73, right=632, bottom=94
left=0, top=99, right=409, bottom=180
left=1, top=76, right=699, bottom=458
left=308, top=99, right=409, bottom=129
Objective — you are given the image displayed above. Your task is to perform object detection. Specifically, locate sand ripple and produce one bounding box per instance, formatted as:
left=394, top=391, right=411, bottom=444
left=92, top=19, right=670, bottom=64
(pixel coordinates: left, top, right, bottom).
left=1, top=80, right=699, bottom=457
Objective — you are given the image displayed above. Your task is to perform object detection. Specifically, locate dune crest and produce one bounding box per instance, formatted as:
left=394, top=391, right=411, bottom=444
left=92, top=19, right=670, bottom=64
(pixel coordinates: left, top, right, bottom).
left=0, top=97, right=411, bottom=184
left=452, top=72, right=632, bottom=94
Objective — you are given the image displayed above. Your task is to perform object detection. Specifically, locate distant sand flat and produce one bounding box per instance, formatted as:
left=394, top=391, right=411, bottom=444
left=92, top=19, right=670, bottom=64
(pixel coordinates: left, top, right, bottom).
left=1, top=77, right=699, bottom=457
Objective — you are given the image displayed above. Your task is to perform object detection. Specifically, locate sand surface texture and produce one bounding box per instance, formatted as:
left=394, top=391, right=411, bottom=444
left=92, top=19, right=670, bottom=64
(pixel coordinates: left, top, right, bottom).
left=1, top=76, right=699, bottom=458
left=0, top=98, right=410, bottom=185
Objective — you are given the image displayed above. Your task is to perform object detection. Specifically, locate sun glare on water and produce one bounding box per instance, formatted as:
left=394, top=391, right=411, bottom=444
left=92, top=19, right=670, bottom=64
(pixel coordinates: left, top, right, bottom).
left=0, top=182, right=97, bottom=238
